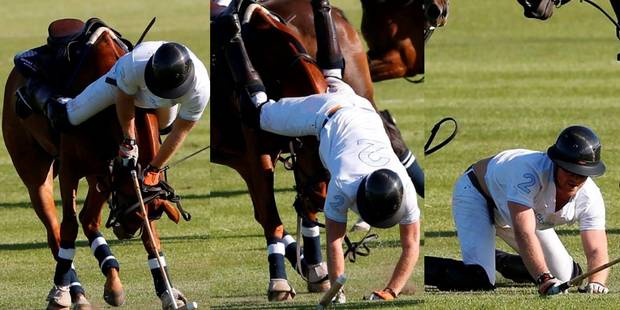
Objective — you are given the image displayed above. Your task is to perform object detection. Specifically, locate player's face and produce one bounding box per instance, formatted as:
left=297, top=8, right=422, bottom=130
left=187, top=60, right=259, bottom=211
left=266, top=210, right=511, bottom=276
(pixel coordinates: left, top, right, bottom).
left=555, top=167, right=587, bottom=196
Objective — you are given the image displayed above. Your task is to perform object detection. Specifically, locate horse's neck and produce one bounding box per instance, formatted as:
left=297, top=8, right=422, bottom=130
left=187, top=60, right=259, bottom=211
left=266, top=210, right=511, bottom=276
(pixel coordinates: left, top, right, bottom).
left=135, top=109, right=160, bottom=167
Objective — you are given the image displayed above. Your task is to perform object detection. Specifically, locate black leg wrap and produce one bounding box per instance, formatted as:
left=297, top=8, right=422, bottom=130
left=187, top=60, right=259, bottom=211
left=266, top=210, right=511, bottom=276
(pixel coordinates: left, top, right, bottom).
left=495, top=249, right=535, bottom=283
left=311, top=0, right=344, bottom=71
left=400, top=152, right=424, bottom=198
left=425, top=256, right=495, bottom=291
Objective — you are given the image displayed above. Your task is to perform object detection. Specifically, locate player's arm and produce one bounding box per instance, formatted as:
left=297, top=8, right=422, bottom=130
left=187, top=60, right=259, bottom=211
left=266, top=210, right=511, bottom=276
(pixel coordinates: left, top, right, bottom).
left=116, top=90, right=136, bottom=140
left=150, top=118, right=196, bottom=169
left=325, top=217, right=347, bottom=283
left=509, top=201, right=560, bottom=294
left=385, top=222, right=420, bottom=296
left=581, top=229, right=609, bottom=285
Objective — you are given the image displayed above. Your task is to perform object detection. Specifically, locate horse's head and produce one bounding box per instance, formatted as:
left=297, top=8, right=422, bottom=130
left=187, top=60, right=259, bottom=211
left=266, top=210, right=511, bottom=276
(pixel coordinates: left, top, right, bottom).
left=360, top=0, right=426, bottom=79
left=424, top=0, right=449, bottom=28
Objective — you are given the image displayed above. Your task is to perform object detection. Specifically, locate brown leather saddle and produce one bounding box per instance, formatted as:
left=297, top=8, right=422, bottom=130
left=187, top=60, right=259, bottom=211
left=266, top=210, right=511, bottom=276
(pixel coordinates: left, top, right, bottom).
left=14, top=17, right=131, bottom=92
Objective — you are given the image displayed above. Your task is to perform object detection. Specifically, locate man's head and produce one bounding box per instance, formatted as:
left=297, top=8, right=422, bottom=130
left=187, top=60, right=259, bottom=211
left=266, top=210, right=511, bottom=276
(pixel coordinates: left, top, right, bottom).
left=357, top=169, right=405, bottom=228
left=144, top=42, right=195, bottom=99
left=547, top=125, right=605, bottom=193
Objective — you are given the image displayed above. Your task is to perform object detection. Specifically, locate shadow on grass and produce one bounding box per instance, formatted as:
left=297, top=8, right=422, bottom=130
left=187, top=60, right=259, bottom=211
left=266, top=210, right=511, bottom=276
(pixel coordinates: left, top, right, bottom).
left=0, top=234, right=209, bottom=251
left=1, top=186, right=297, bottom=208
left=209, top=187, right=295, bottom=198
left=212, top=299, right=424, bottom=309
left=426, top=229, right=620, bottom=238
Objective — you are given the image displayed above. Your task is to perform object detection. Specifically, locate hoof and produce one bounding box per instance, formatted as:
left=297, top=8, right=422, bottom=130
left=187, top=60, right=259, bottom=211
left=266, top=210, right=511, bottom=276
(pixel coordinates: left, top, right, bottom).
left=160, top=287, right=188, bottom=310
left=306, top=262, right=330, bottom=293
left=103, top=269, right=125, bottom=306
left=71, top=293, right=92, bottom=310
left=267, top=279, right=296, bottom=302
left=46, top=285, right=71, bottom=310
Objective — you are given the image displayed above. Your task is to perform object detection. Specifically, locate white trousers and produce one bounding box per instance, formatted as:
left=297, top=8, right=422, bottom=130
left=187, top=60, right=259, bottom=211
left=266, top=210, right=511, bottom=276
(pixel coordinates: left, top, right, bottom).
left=452, top=173, right=575, bottom=284
left=65, top=72, right=177, bottom=129
left=259, top=77, right=372, bottom=138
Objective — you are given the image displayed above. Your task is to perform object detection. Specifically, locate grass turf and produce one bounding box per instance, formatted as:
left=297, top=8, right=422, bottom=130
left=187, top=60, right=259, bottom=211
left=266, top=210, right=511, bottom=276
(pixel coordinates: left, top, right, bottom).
left=423, top=0, right=620, bottom=308
left=208, top=0, right=424, bottom=308
left=0, top=1, right=209, bottom=309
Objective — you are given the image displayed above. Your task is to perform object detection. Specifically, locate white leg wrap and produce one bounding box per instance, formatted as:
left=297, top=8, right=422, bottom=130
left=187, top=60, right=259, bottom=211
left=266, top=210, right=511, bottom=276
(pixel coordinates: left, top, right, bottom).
left=90, top=236, right=107, bottom=254
left=301, top=225, right=320, bottom=238
left=267, top=243, right=285, bottom=255
left=282, top=234, right=296, bottom=247
left=58, top=247, right=76, bottom=260
left=148, top=256, right=168, bottom=269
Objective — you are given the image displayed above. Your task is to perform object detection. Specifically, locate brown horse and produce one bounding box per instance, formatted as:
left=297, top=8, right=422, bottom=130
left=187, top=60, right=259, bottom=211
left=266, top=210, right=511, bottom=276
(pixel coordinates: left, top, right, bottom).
left=211, top=0, right=422, bottom=301
left=3, top=19, right=183, bottom=309
left=360, top=0, right=449, bottom=81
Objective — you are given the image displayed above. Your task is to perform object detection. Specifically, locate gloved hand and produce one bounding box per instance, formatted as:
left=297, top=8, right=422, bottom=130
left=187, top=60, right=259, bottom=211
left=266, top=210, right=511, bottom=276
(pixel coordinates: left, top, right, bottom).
left=118, top=138, right=138, bottom=169
left=368, top=288, right=397, bottom=301
left=537, top=273, right=564, bottom=295
left=142, top=164, right=161, bottom=192
left=578, top=282, right=609, bottom=294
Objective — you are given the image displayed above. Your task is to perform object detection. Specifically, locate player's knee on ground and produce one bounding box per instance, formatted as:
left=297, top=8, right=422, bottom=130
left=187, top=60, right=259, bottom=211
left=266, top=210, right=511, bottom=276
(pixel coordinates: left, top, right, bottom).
left=425, top=256, right=495, bottom=291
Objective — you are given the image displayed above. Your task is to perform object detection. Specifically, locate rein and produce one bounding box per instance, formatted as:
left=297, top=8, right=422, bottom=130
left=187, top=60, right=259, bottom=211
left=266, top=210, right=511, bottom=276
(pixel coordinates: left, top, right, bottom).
left=580, top=0, right=620, bottom=41
left=424, top=117, right=458, bottom=156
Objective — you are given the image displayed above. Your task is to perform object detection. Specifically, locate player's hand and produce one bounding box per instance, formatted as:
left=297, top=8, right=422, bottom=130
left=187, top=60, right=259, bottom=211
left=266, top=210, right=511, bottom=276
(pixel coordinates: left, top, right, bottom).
left=538, top=278, right=564, bottom=295
left=118, top=138, right=138, bottom=169
left=368, top=288, right=397, bottom=301
left=578, top=282, right=609, bottom=294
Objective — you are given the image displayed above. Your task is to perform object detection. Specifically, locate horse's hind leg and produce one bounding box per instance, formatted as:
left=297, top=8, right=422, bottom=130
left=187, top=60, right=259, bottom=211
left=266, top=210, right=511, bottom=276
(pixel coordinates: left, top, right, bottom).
left=79, top=177, right=124, bottom=307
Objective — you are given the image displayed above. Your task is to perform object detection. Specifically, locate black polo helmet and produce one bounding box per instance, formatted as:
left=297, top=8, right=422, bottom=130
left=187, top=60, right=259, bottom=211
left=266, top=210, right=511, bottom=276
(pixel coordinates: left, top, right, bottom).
left=144, top=42, right=195, bottom=99
left=356, top=169, right=405, bottom=228
left=547, top=125, right=606, bottom=177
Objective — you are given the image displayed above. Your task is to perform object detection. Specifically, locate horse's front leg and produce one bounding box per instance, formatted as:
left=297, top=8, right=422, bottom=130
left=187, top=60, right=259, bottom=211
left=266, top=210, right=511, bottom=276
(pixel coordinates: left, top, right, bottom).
left=239, top=148, right=297, bottom=301
left=79, top=177, right=125, bottom=307
left=141, top=220, right=187, bottom=309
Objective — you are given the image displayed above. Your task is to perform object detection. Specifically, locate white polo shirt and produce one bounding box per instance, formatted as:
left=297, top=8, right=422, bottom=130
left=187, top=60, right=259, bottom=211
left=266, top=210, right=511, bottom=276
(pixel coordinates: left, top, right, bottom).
left=113, top=41, right=210, bottom=122
left=321, top=106, right=420, bottom=225
left=484, top=149, right=605, bottom=230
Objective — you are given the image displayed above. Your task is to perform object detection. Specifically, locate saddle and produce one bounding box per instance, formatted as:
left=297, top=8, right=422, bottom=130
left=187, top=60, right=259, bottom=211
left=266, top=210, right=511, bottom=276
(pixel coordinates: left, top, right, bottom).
left=14, top=17, right=131, bottom=93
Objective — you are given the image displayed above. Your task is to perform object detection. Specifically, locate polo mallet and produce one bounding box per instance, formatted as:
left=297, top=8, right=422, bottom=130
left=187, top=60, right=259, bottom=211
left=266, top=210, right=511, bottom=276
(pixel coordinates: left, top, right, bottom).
left=558, top=256, right=620, bottom=291
left=130, top=170, right=198, bottom=310
left=317, top=274, right=346, bottom=310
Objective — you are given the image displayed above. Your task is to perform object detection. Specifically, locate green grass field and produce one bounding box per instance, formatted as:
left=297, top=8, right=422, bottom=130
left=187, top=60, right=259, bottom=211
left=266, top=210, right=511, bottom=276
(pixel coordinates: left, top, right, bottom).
left=208, top=0, right=424, bottom=308
left=5, top=0, right=617, bottom=309
left=424, top=0, right=620, bottom=308
left=0, top=1, right=209, bottom=309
